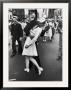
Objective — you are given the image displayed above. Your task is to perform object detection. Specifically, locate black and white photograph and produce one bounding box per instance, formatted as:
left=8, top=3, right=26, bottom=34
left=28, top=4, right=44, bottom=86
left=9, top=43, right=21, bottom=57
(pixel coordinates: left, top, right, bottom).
left=3, top=3, right=68, bottom=87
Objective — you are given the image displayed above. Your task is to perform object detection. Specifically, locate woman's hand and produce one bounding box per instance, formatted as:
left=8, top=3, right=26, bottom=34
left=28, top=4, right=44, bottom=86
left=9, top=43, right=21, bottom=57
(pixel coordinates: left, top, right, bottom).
left=30, top=35, right=34, bottom=39
left=25, top=44, right=32, bottom=48
left=25, top=45, right=30, bottom=48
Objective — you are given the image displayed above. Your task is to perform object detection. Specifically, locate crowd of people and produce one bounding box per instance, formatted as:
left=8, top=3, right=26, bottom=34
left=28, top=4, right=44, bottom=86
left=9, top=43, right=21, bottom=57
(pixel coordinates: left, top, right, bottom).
left=9, top=12, right=62, bottom=75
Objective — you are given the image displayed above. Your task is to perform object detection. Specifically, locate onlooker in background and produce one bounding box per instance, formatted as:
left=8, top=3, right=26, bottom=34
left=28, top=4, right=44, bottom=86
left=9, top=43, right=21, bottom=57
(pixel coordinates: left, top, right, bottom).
left=10, top=16, right=23, bottom=57
left=40, top=20, right=50, bottom=42
left=48, top=20, right=53, bottom=41
left=51, top=20, right=55, bottom=40
left=57, top=16, right=62, bottom=60
left=42, top=21, right=49, bottom=42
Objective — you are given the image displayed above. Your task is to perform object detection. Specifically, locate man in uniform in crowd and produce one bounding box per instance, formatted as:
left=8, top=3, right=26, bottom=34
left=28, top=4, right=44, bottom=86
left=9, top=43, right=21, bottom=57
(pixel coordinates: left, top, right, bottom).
left=57, top=16, right=62, bottom=60
left=10, top=16, right=23, bottom=57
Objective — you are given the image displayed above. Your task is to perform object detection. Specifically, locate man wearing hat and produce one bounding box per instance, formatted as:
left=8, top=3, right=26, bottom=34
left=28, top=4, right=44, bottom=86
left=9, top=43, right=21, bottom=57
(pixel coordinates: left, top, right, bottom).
left=10, top=16, right=23, bottom=57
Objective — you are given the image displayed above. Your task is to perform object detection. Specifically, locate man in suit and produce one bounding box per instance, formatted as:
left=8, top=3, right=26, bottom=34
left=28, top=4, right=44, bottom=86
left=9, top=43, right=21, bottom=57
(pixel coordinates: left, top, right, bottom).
left=10, top=16, right=23, bottom=57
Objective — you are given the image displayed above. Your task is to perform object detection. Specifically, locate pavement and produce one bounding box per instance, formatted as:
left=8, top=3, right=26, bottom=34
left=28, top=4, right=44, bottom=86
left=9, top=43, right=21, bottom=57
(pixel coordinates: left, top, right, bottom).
left=9, top=33, right=62, bottom=81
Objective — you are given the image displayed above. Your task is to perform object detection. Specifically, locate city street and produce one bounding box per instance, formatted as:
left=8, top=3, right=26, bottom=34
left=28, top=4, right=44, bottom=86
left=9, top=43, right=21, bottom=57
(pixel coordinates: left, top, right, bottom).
left=9, top=33, right=62, bottom=81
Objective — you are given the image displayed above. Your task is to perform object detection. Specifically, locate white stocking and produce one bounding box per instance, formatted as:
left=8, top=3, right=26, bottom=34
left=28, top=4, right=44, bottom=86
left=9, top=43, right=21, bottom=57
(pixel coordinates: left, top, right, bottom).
left=25, top=56, right=29, bottom=69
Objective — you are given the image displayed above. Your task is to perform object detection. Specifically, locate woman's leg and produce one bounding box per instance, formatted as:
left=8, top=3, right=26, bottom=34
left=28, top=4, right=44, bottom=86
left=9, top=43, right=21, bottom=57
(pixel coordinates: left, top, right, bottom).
left=24, top=56, right=30, bottom=72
